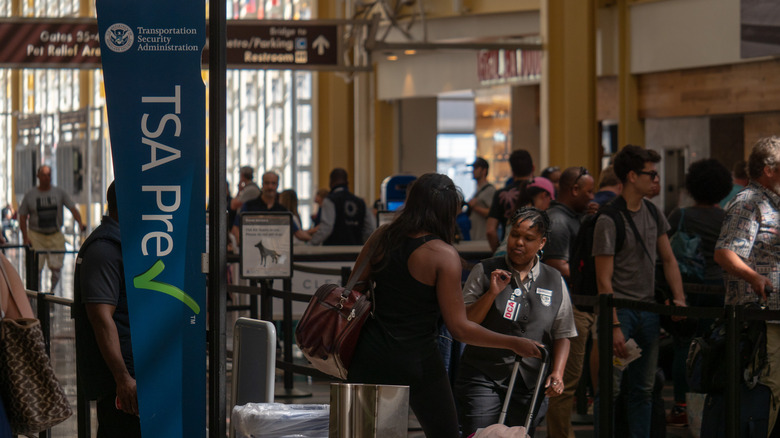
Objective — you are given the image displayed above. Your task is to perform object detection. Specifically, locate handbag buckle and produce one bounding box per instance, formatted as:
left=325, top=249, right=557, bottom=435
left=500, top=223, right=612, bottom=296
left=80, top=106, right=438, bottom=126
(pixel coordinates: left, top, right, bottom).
left=337, top=295, right=347, bottom=309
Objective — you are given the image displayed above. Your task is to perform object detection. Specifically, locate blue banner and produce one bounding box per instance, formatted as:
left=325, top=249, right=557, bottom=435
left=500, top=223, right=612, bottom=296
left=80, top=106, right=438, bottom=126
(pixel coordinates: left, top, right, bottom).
left=97, top=1, right=206, bottom=436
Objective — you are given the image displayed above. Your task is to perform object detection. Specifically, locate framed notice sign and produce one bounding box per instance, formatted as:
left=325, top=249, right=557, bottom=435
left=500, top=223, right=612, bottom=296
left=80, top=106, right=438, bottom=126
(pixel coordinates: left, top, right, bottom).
left=240, top=212, right=293, bottom=279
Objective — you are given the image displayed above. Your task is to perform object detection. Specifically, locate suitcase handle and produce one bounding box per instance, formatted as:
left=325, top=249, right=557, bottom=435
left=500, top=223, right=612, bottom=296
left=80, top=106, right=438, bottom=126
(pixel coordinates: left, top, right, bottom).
left=498, top=345, right=550, bottom=429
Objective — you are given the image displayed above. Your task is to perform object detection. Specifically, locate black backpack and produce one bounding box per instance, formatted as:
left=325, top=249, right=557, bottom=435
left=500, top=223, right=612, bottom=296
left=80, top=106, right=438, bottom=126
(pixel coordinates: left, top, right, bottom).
left=569, top=196, right=659, bottom=296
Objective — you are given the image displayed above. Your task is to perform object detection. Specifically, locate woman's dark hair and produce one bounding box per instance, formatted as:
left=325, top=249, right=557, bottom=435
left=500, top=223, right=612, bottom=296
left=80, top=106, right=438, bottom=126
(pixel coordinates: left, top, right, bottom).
left=685, top=159, right=732, bottom=205
left=509, top=207, right=551, bottom=239
left=376, top=173, right=461, bottom=256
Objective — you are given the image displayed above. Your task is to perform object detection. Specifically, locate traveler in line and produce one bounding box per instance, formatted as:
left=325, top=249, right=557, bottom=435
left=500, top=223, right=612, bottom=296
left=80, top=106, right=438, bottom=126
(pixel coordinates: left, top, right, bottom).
left=455, top=207, right=577, bottom=436
left=486, top=150, right=535, bottom=253
left=719, top=159, right=749, bottom=208
left=19, top=164, right=85, bottom=291
left=714, top=136, right=780, bottom=435
left=230, top=171, right=287, bottom=246
left=542, top=166, right=597, bottom=438
left=229, top=165, right=261, bottom=211
left=593, top=145, right=686, bottom=438
left=347, top=174, right=543, bottom=438
left=663, top=158, right=732, bottom=427
left=541, top=165, right=562, bottom=197
left=73, top=182, right=140, bottom=438
left=467, top=157, right=496, bottom=241
left=278, top=189, right=313, bottom=244
left=309, top=168, right=375, bottom=246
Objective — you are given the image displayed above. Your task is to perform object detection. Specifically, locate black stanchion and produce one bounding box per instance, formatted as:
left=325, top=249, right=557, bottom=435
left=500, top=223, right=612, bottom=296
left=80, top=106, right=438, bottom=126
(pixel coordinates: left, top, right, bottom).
left=597, top=294, right=613, bottom=438
left=36, top=292, right=51, bottom=357
left=275, top=278, right=311, bottom=399
left=25, top=246, right=38, bottom=292
left=724, top=305, right=739, bottom=438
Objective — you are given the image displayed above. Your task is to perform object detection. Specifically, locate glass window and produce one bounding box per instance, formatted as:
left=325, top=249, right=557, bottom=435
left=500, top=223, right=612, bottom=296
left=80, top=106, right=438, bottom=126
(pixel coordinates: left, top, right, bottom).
left=436, top=133, right=477, bottom=198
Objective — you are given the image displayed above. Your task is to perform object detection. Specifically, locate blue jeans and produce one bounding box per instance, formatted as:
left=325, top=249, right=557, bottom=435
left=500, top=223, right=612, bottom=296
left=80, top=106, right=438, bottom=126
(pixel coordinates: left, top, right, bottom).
left=594, top=308, right=660, bottom=438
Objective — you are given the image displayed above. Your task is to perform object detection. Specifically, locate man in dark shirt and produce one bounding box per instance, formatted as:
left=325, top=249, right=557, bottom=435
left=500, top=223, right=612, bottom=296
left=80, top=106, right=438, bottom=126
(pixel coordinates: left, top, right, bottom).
left=309, top=168, right=375, bottom=245
left=230, top=171, right=287, bottom=246
left=73, top=182, right=140, bottom=438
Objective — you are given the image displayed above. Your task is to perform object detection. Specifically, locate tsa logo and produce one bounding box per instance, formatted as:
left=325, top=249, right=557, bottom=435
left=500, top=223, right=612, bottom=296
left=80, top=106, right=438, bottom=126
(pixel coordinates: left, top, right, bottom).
left=105, top=23, right=134, bottom=53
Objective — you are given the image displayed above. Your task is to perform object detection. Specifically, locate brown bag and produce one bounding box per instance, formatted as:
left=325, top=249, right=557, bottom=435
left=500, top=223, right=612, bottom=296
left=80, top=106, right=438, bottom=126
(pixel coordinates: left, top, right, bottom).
left=0, top=257, right=72, bottom=435
left=295, top=248, right=373, bottom=380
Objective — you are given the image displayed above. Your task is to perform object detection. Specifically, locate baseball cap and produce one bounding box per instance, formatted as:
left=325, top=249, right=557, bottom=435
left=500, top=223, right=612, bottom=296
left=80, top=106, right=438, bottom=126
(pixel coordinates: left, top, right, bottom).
left=528, top=176, right=556, bottom=200
left=468, top=157, right=489, bottom=169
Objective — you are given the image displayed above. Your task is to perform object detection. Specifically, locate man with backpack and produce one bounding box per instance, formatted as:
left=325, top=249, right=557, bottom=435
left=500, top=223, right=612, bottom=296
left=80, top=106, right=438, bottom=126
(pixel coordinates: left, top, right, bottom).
left=542, top=166, right=596, bottom=437
left=715, top=136, right=780, bottom=436
left=592, top=145, right=686, bottom=438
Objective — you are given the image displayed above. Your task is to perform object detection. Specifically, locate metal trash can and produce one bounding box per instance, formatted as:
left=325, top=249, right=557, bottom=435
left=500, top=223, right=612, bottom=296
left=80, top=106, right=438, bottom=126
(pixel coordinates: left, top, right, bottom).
left=329, top=383, right=409, bottom=438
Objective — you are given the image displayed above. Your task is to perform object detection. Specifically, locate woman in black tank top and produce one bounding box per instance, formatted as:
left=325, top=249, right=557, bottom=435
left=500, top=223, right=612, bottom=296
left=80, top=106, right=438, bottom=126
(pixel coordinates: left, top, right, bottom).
left=347, top=174, right=544, bottom=438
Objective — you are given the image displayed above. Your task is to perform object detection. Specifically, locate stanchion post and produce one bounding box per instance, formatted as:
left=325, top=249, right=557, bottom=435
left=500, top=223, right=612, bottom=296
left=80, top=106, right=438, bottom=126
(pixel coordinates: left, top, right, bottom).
left=260, top=279, right=272, bottom=322
left=249, top=279, right=259, bottom=320
left=724, top=305, right=740, bottom=438
left=25, top=246, right=38, bottom=292
left=282, top=278, right=293, bottom=391
left=597, top=293, right=613, bottom=438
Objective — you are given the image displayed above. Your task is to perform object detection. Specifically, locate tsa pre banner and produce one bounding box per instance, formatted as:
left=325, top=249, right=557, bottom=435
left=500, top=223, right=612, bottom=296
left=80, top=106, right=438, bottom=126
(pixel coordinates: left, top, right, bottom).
left=97, top=1, right=206, bottom=436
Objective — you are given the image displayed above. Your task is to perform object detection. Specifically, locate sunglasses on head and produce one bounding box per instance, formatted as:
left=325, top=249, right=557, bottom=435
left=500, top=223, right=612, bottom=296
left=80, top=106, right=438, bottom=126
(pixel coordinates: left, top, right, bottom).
left=573, top=167, right=589, bottom=185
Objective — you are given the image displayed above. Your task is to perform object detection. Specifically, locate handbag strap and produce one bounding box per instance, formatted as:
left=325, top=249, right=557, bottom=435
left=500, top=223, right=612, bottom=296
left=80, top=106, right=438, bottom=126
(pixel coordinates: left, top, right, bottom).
left=0, top=256, right=31, bottom=321
left=0, top=256, right=12, bottom=319
left=678, top=208, right=687, bottom=233
left=344, top=240, right=376, bottom=292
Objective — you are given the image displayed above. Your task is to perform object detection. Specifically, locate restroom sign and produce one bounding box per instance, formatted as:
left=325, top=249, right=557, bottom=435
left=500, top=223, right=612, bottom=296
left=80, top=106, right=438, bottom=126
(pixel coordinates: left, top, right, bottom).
left=219, top=20, right=340, bottom=69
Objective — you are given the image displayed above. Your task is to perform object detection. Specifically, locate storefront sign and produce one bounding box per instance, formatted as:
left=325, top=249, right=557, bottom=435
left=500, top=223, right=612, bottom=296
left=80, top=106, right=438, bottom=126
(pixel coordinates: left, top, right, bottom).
left=97, top=1, right=206, bottom=436
left=478, top=49, right=542, bottom=85
left=0, top=19, right=344, bottom=69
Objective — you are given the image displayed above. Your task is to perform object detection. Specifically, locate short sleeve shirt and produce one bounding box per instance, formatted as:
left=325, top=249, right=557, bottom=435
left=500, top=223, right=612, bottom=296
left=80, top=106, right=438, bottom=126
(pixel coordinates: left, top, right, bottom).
left=543, top=201, right=580, bottom=263
left=716, top=181, right=780, bottom=311
left=462, top=256, right=578, bottom=340
left=592, top=199, right=669, bottom=303
left=18, top=186, right=77, bottom=233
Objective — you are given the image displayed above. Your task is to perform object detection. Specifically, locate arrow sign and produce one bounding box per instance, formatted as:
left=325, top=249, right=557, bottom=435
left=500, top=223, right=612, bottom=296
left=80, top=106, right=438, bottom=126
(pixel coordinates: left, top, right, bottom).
left=313, top=35, right=330, bottom=56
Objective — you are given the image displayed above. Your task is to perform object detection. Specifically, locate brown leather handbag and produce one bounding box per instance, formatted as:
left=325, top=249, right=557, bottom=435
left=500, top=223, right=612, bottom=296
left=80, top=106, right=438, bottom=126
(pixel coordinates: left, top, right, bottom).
left=295, top=248, right=373, bottom=380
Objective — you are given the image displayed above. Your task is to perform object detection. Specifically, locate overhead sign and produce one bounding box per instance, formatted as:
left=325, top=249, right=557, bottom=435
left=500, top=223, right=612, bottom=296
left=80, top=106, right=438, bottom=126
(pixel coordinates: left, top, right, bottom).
left=0, top=19, right=102, bottom=67
left=214, top=20, right=341, bottom=69
left=97, top=0, right=206, bottom=436
left=0, top=19, right=364, bottom=70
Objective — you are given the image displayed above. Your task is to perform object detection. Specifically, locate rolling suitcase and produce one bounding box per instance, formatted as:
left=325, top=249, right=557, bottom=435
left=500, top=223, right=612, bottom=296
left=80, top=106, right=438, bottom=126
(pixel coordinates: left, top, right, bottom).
left=471, top=347, right=550, bottom=438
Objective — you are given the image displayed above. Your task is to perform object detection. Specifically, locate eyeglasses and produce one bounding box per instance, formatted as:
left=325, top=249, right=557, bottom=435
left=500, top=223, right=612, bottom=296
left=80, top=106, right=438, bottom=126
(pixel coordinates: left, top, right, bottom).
left=637, top=170, right=659, bottom=180
left=573, top=167, right=589, bottom=185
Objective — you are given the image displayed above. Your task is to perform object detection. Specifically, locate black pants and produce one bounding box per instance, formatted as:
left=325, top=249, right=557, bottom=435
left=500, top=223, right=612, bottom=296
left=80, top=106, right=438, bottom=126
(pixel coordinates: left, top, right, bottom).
left=349, top=322, right=460, bottom=438
left=454, top=363, right=547, bottom=437
left=96, top=394, right=141, bottom=438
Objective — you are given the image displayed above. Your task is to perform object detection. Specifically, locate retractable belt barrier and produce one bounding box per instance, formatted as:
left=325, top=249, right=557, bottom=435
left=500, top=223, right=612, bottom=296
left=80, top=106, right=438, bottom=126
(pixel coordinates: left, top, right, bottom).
left=576, top=291, right=780, bottom=438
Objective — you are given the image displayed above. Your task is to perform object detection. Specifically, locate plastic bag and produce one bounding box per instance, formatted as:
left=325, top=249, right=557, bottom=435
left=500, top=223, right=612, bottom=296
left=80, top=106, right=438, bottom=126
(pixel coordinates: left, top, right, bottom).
left=232, top=403, right=329, bottom=438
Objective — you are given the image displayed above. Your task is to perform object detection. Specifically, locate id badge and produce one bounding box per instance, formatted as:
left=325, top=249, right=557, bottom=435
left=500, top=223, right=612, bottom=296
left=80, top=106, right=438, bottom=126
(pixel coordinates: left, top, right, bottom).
left=503, top=288, right=522, bottom=322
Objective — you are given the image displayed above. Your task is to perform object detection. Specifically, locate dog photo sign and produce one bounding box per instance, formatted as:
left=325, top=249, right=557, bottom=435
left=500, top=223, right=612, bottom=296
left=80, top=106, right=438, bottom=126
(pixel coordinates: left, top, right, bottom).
left=240, top=212, right=293, bottom=279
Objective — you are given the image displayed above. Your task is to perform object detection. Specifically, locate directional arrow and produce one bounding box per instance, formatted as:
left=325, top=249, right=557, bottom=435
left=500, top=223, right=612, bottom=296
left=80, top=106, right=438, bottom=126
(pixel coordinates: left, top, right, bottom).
left=134, top=259, right=201, bottom=314
left=312, top=35, right=330, bottom=56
